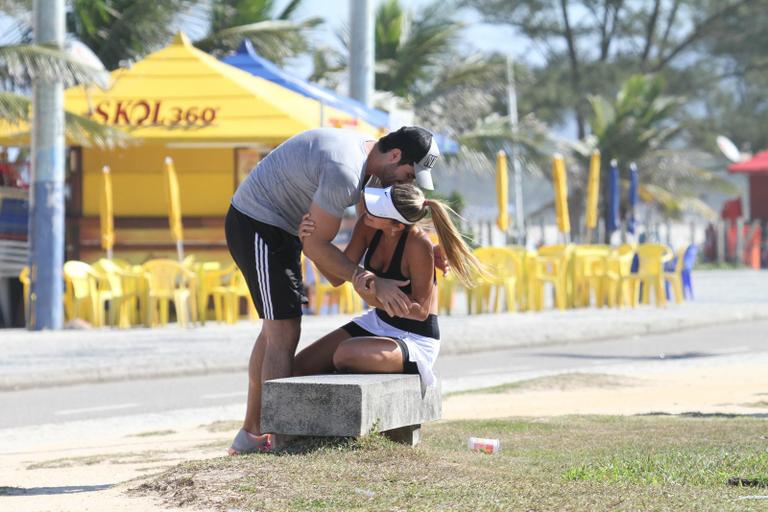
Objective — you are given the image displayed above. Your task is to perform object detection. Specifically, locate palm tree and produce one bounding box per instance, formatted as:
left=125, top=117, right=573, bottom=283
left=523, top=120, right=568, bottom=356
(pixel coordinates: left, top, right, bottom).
left=584, top=74, right=733, bottom=224
left=0, top=42, right=129, bottom=147
left=373, top=0, right=463, bottom=98
left=0, top=0, right=321, bottom=145
left=4, top=1, right=321, bottom=71
left=195, top=0, right=322, bottom=63
left=309, top=0, right=464, bottom=94
left=458, top=74, right=735, bottom=238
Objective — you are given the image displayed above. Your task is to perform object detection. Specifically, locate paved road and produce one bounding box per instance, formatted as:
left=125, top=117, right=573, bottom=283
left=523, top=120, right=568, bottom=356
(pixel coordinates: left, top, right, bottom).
left=3, top=320, right=766, bottom=431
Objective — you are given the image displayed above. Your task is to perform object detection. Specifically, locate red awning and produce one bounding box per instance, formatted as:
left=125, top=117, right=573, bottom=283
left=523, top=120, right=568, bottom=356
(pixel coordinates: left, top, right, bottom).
left=728, top=150, right=768, bottom=174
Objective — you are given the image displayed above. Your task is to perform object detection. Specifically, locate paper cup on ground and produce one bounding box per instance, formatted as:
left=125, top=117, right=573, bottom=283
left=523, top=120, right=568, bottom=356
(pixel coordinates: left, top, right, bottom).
left=468, top=437, right=500, bottom=454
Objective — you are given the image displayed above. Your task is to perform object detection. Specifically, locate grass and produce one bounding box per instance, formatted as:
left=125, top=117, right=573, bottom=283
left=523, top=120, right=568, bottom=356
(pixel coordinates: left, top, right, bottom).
left=445, top=372, right=640, bottom=397
left=131, top=415, right=768, bottom=511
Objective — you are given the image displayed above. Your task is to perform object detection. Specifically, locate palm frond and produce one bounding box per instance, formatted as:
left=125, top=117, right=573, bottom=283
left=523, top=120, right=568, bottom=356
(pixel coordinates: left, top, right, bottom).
left=0, top=91, right=131, bottom=149
left=196, top=17, right=322, bottom=61
left=640, top=183, right=717, bottom=220
left=91, top=0, right=190, bottom=70
left=0, top=43, right=110, bottom=87
left=277, top=0, right=304, bottom=20
left=64, top=110, right=132, bottom=148
left=0, top=91, right=28, bottom=124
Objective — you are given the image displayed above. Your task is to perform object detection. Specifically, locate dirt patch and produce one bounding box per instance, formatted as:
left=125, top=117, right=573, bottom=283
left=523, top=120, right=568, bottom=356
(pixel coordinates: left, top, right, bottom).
left=448, top=372, right=643, bottom=396
left=129, top=430, right=177, bottom=438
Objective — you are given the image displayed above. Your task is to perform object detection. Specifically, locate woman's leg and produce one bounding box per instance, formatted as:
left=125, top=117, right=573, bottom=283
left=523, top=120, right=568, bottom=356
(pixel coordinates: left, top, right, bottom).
left=293, top=328, right=351, bottom=376
left=333, top=337, right=405, bottom=373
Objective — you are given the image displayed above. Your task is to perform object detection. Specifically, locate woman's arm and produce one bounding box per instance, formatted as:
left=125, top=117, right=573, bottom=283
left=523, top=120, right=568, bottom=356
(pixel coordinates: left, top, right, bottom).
left=399, top=233, right=436, bottom=321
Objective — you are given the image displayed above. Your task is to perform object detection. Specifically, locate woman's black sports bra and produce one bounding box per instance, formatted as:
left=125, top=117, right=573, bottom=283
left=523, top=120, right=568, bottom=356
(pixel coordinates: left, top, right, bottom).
left=362, top=229, right=440, bottom=339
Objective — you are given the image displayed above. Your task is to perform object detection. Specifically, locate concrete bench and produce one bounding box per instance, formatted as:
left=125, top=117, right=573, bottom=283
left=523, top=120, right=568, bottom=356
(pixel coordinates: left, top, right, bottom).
left=261, top=374, right=441, bottom=446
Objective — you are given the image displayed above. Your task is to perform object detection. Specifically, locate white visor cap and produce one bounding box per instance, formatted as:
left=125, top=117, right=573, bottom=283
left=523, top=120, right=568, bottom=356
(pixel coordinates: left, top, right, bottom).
left=363, top=186, right=413, bottom=225
left=414, top=136, right=439, bottom=190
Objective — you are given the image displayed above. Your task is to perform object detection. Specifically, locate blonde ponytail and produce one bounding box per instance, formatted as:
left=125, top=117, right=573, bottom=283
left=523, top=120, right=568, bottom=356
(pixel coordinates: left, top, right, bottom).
left=426, top=199, right=488, bottom=288
left=389, top=184, right=488, bottom=287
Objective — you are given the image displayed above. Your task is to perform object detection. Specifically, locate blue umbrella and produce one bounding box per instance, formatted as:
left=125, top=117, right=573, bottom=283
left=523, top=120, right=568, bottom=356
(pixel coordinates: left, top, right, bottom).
left=222, top=40, right=389, bottom=129
left=606, top=159, right=620, bottom=235
left=627, top=162, right=638, bottom=234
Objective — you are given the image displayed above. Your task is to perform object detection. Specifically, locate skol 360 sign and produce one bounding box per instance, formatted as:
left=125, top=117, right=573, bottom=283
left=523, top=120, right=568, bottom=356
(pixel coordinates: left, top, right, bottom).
left=92, top=100, right=219, bottom=127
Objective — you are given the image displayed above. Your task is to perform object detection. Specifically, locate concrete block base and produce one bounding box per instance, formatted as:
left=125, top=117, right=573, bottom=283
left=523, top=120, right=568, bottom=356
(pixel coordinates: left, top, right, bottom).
left=261, top=374, right=441, bottom=446
left=382, top=424, right=421, bottom=446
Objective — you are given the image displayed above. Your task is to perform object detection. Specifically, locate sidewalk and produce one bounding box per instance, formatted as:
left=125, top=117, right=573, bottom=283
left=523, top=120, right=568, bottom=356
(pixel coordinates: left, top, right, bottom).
left=1, top=270, right=766, bottom=391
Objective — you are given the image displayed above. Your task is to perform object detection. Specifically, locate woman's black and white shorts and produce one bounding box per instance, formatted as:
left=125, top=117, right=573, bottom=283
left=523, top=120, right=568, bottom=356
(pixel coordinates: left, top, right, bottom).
left=225, top=205, right=307, bottom=320
left=343, top=309, right=441, bottom=390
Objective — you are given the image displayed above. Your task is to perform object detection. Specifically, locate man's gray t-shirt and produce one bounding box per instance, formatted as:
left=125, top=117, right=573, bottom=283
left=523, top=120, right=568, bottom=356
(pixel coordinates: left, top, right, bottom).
left=231, top=128, right=370, bottom=236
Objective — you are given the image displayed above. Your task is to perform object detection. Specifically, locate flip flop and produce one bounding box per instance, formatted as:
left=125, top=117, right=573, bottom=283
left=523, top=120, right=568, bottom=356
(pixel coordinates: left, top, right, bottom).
left=227, top=428, right=272, bottom=455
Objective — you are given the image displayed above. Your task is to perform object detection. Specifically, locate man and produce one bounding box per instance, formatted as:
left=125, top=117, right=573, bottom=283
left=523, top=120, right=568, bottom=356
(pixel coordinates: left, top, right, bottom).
left=225, top=126, right=441, bottom=454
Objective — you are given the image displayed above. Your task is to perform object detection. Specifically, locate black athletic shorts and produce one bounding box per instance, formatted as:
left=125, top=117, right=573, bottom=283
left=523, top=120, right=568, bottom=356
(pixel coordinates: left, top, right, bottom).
left=225, top=205, right=307, bottom=320
left=340, top=321, right=420, bottom=374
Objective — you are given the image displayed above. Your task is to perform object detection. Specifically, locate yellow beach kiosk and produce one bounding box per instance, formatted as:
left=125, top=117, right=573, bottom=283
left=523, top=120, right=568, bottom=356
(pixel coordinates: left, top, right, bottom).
left=1, top=33, right=380, bottom=263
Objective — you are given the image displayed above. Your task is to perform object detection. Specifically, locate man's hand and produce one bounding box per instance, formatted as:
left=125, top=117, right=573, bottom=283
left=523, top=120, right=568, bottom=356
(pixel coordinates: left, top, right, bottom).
left=298, top=213, right=315, bottom=242
left=352, top=268, right=376, bottom=303
left=434, top=244, right=450, bottom=275
left=372, top=275, right=415, bottom=317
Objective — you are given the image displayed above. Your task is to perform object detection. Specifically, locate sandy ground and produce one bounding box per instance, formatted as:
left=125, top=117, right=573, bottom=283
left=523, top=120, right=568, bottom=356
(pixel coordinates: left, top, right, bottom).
left=2, top=362, right=767, bottom=512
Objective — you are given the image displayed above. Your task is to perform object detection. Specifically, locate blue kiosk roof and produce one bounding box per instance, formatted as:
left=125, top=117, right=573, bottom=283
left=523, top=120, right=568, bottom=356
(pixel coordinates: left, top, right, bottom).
left=222, top=41, right=390, bottom=129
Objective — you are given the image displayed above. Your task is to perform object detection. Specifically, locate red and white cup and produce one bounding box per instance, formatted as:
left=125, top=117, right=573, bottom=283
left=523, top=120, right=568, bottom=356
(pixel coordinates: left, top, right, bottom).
left=468, top=437, right=500, bottom=454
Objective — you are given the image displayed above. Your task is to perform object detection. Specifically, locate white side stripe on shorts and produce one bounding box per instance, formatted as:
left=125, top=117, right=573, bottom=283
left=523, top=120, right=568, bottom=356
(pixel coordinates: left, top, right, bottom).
left=254, top=233, right=273, bottom=319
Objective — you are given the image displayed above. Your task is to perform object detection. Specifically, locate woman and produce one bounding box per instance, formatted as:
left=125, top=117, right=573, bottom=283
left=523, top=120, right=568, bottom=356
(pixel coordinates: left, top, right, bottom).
left=293, top=184, right=485, bottom=389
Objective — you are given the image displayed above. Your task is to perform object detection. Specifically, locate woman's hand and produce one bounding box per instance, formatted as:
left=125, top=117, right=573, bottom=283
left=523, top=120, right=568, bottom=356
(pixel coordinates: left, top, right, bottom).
left=434, top=244, right=450, bottom=275
left=298, top=213, right=316, bottom=242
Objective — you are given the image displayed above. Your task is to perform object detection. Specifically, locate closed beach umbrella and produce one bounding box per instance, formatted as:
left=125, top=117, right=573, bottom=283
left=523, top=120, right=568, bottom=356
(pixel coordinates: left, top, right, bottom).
left=627, top=162, right=638, bottom=234
left=585, top=150, right=600, bottom=232
left=606, top=159, right=620, bottom=235
left=163, top=156, right=184, bottom=261
left=100, top=165, right=115, bottom=259
left=496, top=150, right=509, bottom=232
left=552, top=154, right=571, bottom=236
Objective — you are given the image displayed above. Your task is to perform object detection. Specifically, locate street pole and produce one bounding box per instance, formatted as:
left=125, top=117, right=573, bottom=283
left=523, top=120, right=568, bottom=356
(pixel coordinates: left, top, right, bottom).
left=506, top=56, right=525, bottom=245
left=29, top=0, right=65, bottom=330
left=349, top=0, right=374, bottom=107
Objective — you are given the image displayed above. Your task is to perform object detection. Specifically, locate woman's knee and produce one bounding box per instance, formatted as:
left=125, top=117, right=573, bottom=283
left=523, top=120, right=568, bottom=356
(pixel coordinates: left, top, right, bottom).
left=332, top=342, right=358, bottom=372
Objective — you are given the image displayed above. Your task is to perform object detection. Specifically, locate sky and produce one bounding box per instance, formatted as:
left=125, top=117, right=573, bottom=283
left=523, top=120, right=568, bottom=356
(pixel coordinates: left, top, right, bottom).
left=0, top=1, right=527, bottom=79
left=171, top=0, right=527, bottom=80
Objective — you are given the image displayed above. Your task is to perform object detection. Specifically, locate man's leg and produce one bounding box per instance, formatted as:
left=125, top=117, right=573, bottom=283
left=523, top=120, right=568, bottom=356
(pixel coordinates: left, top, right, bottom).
left=243, top=317, right=301, bottom=435
left=242, top=329, right=267, bottom=435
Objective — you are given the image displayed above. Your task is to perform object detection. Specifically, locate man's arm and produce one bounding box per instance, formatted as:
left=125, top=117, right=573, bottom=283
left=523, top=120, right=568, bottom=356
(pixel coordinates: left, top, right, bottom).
left=301, top=203, right=358, bottom=283
left=301, top=203, right=415, bottom=317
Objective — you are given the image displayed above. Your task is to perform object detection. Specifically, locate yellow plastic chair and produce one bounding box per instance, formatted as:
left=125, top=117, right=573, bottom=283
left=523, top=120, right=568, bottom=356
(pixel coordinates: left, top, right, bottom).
left=212, top=265, right=259, bottom=324
left=604, top=244, right=636, bottom=308
left=663, top=247, right=687, bottom=304
left=627, top=244, right=674, bottom=307
left=435, top=270, right=458, bottom=315
left=528, top=244, right=573, bottom=311
left=92, top=258, right=140, bottom=328
left=468, top=247, right=521, bottom=314
left=63, top=260, right=109, bottom=326
left=572, top=245, right=611, bottom=308
left=505, top=246, right=532, bottom=311
left=141, top=259, right=198, bottom=327
left=18, top=266, right=30, bottom=326
left=190, top=260, right=223, bottom=323
left=301, top=255, right=361, bottom=315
